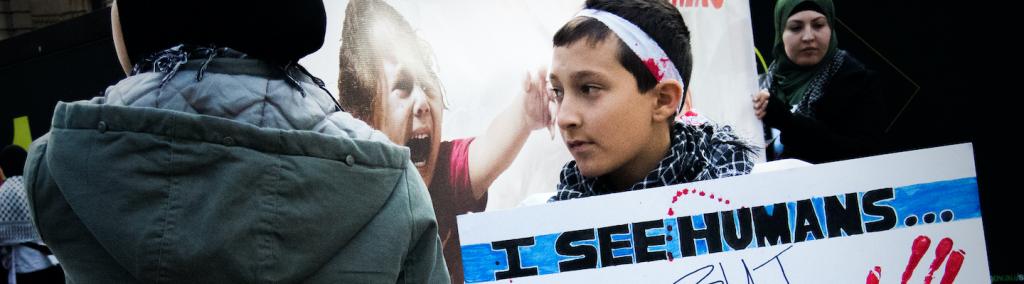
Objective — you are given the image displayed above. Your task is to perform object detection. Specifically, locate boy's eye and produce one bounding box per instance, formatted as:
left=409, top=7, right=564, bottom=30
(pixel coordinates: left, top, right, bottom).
left=394, top=78, right=414, bottom=93
left=392, top=67, right=416, bottom=97
left=550, top=87, right=564, bottom=103
left=392, top=77, right=415, bottom=98
left=580, top=85, right=599, bottom=95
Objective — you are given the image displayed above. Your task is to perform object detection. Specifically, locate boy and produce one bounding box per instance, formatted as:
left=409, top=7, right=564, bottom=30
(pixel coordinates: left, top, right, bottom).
left=338, top=0, right=552, bottom=282
left=548, top=0, right=754, bottom=201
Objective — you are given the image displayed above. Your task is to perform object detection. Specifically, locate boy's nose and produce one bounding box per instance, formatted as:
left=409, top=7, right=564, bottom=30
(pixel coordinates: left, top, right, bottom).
left=556, top=101, right=580, bottom=130
left=412, top=87, right=431, bottom=117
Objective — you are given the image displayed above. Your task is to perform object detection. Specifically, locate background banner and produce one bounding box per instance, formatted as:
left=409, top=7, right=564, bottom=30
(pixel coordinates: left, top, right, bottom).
left=298, top=1, right=770, bottom=281
left=301, top=0, right=765, bottom=211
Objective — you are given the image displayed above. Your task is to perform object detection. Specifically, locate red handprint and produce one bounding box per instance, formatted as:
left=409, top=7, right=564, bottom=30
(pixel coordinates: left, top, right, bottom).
left=924, top=238, right=954, bottom=284
left=939, top=250, right=965, bottom=284
left=866, top=266, right=881, bottom=284
left=868, top=235, right=965, bottom=284
left=901, top=235, right=931, bottom=283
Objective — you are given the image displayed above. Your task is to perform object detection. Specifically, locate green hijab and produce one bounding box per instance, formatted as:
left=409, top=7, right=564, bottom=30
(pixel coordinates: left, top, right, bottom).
left=771, top=0, right=840, bottom=105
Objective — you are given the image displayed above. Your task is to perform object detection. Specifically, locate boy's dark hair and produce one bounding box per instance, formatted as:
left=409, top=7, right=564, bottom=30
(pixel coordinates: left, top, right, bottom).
left=553, top=0, right=692, bottom=97
left=0, top=145, right=27, bottom=177
left=338, top=0, right=443, bottom=123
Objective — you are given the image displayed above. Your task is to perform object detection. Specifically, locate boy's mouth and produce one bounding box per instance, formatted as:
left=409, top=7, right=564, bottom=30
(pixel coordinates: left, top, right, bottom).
left=407, top=132, right=431, bottom=167
left=566, top=139, right=594, bottom=153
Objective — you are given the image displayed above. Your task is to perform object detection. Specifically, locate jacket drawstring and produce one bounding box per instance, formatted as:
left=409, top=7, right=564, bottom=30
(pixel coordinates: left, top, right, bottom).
left=297, top=63, right=344, bottom=112
left=195, top=47, right=219, bottom=82
left=133, top=45, right=343, bottom=112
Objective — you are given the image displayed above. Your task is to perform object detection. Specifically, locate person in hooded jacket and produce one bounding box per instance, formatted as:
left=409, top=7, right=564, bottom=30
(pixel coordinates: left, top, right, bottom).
left=23, top=0, right=449, bottom=283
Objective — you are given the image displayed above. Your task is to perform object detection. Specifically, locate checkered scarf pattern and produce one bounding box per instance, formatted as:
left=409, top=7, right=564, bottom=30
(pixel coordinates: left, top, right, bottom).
left=762, top=50, right=848, bottom=119
left=0, top=176, right=40, bottom=245
left=550, top=121, right=754, bottom=202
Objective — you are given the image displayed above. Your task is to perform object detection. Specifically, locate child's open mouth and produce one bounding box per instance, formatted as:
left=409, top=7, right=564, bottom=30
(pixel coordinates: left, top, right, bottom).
left=407, top=133, right=431, bottom=167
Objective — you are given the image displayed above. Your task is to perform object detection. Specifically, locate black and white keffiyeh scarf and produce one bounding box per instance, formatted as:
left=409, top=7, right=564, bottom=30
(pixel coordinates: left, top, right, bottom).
left=761, top=50, right=848, bottom=119
left=550, top=121, right=755, bottom=202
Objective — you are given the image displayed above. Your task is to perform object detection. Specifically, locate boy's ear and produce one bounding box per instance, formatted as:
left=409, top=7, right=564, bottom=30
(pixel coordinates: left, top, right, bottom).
left=651, top=80, right=683, bottom=122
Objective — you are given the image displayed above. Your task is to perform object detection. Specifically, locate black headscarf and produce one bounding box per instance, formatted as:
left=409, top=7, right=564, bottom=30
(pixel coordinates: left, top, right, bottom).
left=115, top=0, right=326, bottom=65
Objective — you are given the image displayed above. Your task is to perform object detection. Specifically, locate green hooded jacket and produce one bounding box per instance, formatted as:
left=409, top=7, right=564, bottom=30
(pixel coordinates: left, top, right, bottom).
left=24, top=58, right=450, bottom=283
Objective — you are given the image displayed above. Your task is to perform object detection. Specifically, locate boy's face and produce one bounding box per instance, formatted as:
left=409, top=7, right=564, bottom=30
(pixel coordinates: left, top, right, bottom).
left=550, top=36, right=661, bottom=178
left=370, top=25, right=443, bottom=186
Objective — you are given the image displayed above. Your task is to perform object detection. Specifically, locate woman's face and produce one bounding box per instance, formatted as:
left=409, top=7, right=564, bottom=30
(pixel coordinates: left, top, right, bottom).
left=782, top=10, right=831, bottom=67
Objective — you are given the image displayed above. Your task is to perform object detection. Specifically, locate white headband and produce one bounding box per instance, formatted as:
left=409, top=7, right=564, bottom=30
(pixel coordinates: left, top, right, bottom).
left=575, top=9, right=686, bottom=110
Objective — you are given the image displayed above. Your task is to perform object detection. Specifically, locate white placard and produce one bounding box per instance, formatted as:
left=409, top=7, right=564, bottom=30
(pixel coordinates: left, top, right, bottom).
left=458, top=144, right=988, bottom=283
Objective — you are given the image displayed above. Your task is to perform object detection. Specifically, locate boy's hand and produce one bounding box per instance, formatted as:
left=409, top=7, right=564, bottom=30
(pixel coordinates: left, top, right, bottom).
left=522, top=67, right=555, bottom=138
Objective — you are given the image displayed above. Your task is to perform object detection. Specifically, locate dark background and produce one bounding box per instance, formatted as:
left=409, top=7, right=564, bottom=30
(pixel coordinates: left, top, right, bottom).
left=0, top=8, right=122, bottom=145
left=752, top=0, right=1014, bottom=277
left=749, top=0, right=1019, bottom=274
left=0, top=1, right=1016, bottom=277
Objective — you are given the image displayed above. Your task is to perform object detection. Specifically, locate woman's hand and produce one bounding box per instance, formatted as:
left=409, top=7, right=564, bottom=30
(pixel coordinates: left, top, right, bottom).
left=753, top=89, right=770, bottom=120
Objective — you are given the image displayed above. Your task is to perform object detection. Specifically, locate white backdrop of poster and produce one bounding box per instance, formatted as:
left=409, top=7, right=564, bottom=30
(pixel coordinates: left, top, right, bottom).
left=458, top=144, right=989, bottom=283
left=676, top=0, right=766, bottom=162
left=301, top=0, right=764, bottom=210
